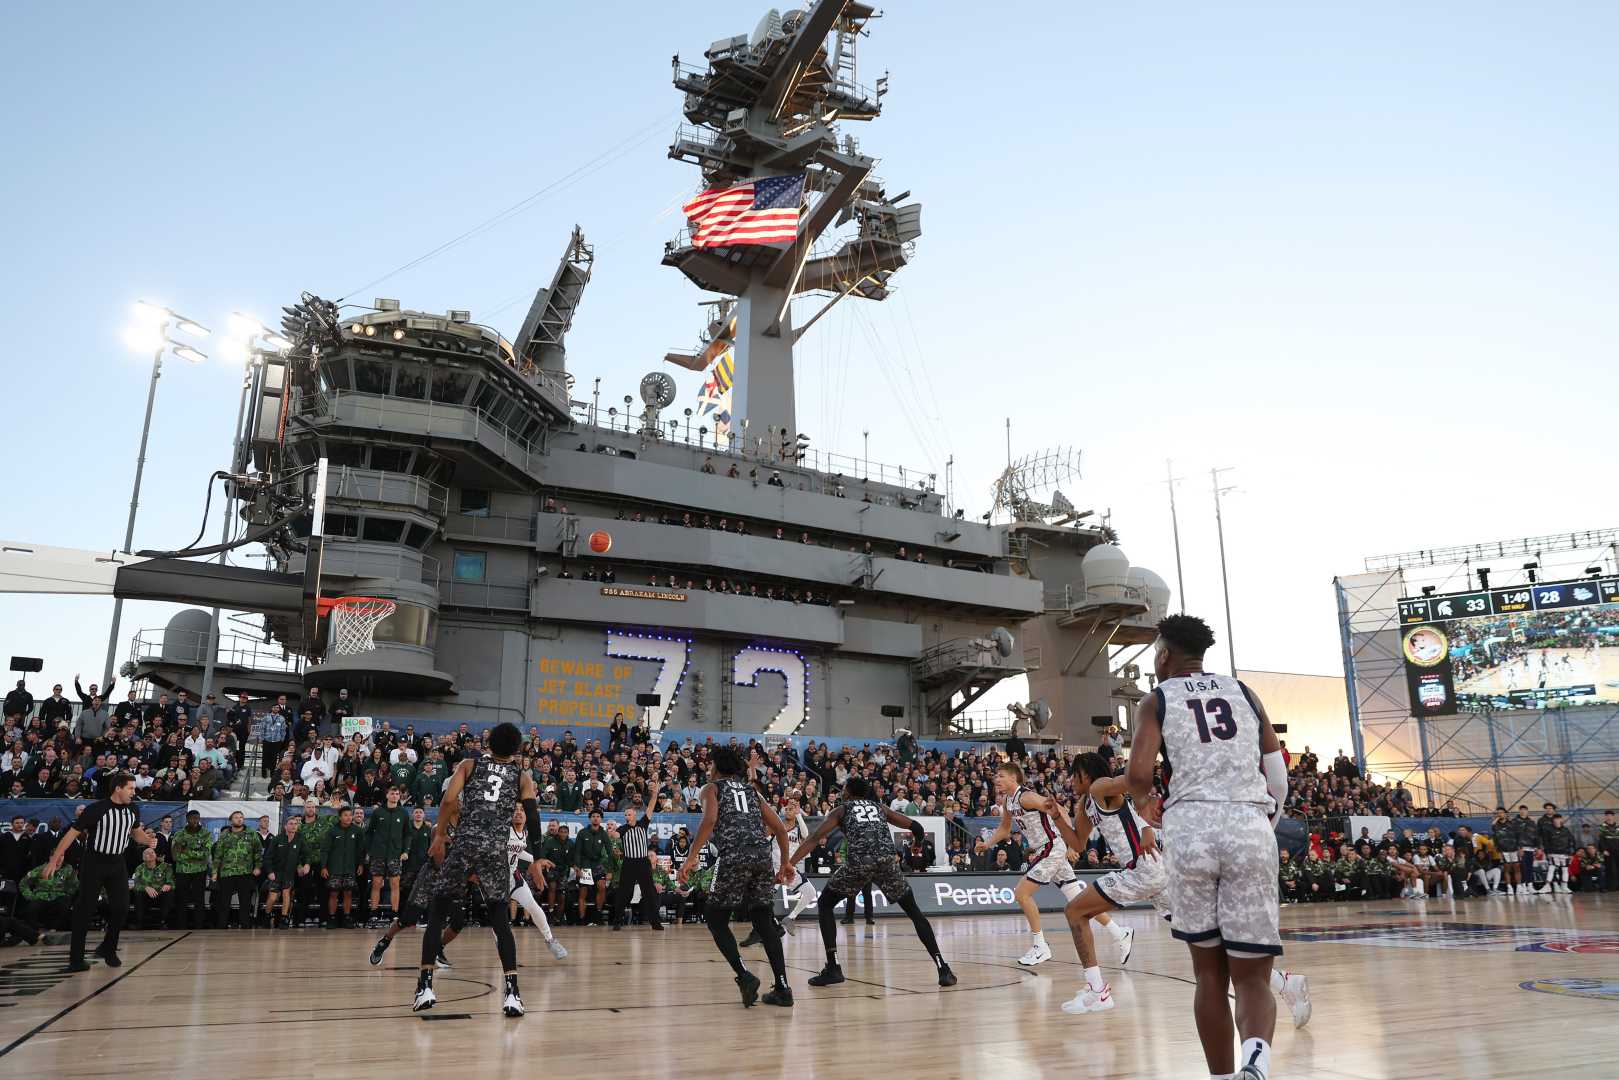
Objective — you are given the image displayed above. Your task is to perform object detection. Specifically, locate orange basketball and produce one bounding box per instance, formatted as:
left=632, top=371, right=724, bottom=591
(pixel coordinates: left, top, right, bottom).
left=588, top=530, right=612, bottom=554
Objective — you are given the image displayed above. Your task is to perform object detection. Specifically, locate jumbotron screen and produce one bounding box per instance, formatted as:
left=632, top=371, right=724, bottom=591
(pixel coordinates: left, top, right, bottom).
left=1397, top=576, right=1619, bottom=714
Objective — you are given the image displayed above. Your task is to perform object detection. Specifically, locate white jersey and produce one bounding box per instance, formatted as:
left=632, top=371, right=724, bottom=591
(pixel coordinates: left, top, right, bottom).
left=507, top=827, right=535, bottom=881
left=1155, top=671, right=1269, bottom=809
left=1003, top=786, right=1059, bottom=857
left=1084, top=793, right=1152, bottom=868
left=774, top=812, right=809, bottom=870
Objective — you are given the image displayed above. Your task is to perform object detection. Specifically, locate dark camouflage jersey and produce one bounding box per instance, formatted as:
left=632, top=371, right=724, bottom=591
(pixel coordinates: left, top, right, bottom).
left=712, top=777, right=770, bottom=861
left=840, top=798, right=898, bottom=866
left=456, top=757, right=520, bottom=855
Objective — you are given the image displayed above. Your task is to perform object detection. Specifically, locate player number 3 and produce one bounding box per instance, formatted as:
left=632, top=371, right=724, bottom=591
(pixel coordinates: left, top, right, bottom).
left=1188, top=698, right=1237, bottom=742
left=483, top=775, right=504, bottom=803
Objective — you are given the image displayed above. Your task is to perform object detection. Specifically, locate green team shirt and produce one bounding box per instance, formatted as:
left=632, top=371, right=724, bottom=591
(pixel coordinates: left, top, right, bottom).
left=365, top=805, right=409, bottom=861
left=22, top=865, right=78, bottom=902
left=263, top=833, right=307, bottom=881
left=389, top=760, right=417, bottom=795
left=213, top=827, right=261, bottom=877
left=133, top=862, right=175, bottom=892
left=325, top=822, right=365, bottom=877
left=300, top=813, right=337, bottom=866
left=172, top=826, right=214, bottom=875
left=404, top=822, right=432, bottom=867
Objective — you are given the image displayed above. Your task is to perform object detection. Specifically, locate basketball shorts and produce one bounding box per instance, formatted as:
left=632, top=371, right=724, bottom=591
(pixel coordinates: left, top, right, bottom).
left=1163, top=802, right=1281, bottom=957
left=327, top=873, right=356, bottom=890
left=1024, top=841, right=1076, bottom=886
left=437, top=841, right=510, bottom=904
left=709, top=854, right=776, bottom=911
left=1092, top=850, right=1169, bottom=913
left=376, top=858, right=402, bottom=877
left=827, top=856, right=908, bottom=901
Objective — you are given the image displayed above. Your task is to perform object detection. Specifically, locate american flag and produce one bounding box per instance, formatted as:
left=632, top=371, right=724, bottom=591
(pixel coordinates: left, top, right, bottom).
left=683, top=173, right=805, bottom=248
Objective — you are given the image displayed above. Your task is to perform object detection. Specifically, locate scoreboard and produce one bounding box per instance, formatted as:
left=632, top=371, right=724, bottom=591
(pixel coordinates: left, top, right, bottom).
left=1398, top=577, right=1618, bottom=625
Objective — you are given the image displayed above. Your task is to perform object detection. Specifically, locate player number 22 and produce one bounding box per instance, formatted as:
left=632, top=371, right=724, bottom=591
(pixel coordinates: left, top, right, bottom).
left=1188, top=698, right=1237, bottom=742
left=850, top=803, right=882, bottom=824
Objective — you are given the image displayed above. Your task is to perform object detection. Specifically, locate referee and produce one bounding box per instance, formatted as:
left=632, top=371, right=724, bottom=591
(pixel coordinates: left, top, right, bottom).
left=43, top=772, right=155, bottom=972
left=611, top=783, right=664, bottom=931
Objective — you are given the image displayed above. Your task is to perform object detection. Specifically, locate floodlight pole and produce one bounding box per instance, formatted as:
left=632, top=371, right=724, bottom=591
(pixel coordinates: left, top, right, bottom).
left=102, top=333, right=167, bottom=688
left=1212, top=466, right=1237, bottom=675
left=1165, top=459, right=1186, bottom=614
left=201, top=352, right=258, bottom=700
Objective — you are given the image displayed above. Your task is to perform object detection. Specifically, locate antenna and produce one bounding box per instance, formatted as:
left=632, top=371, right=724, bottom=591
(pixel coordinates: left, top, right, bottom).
left=989, top=447, right=1082, bottom=524
left=1164, top=459, right=1186, bottom=612
left=1211, top=466, right=1237, bottom=672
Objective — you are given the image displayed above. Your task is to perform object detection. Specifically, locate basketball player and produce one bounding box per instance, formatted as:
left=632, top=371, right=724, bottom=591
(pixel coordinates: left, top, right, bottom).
left=788, top=776, right=957, bottom=988
left=1125, top=615, right=1289, bottom=1080
left=977, top=761, right=1104, bottom=965
left=369, top=845, right=460, bottom=968
left=411, top=722, right=541, bottom=1018
left=1049, top=753, right=1310, bottom=1026
left=740, top=789, right=818, bottom=945
left=677, top=746, right=794, bottom=1007
left=507, top=805, right=567, bottom=959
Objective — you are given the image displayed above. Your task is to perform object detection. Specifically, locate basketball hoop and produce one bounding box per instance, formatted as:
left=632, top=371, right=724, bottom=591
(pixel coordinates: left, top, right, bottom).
left=317, top=596, right=397, bottom=656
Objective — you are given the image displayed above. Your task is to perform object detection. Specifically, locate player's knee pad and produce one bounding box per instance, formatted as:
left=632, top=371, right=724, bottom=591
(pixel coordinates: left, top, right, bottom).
left=1059, top=879, right=1085, bottom=902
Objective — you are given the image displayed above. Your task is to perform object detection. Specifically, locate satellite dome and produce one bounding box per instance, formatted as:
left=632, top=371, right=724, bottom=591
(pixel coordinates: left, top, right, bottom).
left=1081, top=544, right=1130, bottom=589
left=1126, top=567, right=1172, bottom=622
left=162, top=608, right=214, bottom=664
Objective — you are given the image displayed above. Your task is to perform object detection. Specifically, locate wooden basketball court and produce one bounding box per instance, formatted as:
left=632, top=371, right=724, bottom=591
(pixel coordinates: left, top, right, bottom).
left=4, top=896, right=1617, bottom=1078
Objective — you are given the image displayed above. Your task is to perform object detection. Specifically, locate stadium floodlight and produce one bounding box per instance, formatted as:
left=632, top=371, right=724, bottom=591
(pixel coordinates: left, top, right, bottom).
left=217, top=338, right=249, bottom=364
left=263, top=332, right=293, bottom=350
left=172, top=343, right=208, bottom=364
left=122, top=324, right=164, bottom=353
left=173, top=317, right=211, bottom=339
left=130, top=300, right=168, bottom=324
left=228, top=311, right=269, bottom=338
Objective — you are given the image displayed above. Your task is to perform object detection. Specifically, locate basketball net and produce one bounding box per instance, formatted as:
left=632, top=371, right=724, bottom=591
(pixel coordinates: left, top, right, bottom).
left=321, top=596, right=396, bottom=656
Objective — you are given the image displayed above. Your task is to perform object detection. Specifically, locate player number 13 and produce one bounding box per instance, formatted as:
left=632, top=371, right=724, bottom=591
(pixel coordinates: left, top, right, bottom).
left=1188, top=698, right=1237, bottom=742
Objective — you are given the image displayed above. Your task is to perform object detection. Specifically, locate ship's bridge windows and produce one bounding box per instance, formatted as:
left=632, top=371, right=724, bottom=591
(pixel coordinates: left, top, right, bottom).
left=325, top=513, right=360, bottom=539
left=372, top=600, right=435, bottom=649
left=322, top=358, right=353, bottom=391
left=369, top=446, right=411, bottom=473
left=458, top=489, right=491, bottom=518
left=362, top=517, right=406, bottom=543
left=325, top=443, right=366, bottom=469
left=404, top=522, right=435, bottom=549
left=395, top=362, right=428, bottom=401
left=431, top=367, right=472, bottom=405
left=471, top=380, right=501, bottom=415
left=355, top=359, right=391, bottom=394
left=452, top=551, right=487, bottom=582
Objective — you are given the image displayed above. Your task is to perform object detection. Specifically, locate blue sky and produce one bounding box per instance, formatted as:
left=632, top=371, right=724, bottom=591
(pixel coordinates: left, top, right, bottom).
left=2, top=2, right=1616, bottom=701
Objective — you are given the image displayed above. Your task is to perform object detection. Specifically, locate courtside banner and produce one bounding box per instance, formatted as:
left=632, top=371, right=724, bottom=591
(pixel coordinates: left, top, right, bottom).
left=780, top=870, right=1146, bottom=917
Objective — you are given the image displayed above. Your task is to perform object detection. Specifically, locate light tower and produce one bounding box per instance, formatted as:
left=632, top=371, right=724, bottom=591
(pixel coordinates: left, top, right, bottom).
left=664, top=1, right=922, bottom=447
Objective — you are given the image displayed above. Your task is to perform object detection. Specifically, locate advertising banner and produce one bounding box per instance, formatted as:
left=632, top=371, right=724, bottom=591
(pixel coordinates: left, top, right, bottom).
left=785, top=870, right=1130, bottom=917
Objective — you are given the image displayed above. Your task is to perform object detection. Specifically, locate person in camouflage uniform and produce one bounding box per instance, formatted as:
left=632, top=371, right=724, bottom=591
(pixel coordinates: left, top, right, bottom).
left=1278, top=849, right=1304, bottom=903
left=263, top=816, right=307, bottom=928
left=325, top=806, right=365, bottom=927
left=132, top=845, right=175, bottom=928
left=1302, top=849, right=1334, bottom=902
left=297, top=801, right=335, bottom=922
left=1365, top=844, right=1398, bottom=900
left=21, top=863, right=78, bottom=929
left=212, top=811, right=261, bottom=928
left=172, top=809, right=213, bottom=929
left=1333, top=849, right=1366, bottom=901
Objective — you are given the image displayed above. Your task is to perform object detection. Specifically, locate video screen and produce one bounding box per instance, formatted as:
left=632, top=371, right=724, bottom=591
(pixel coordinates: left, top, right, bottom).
left=1448, top=606, right=1619, bottom=709
left=1398, top=576, right=1619, bottom=713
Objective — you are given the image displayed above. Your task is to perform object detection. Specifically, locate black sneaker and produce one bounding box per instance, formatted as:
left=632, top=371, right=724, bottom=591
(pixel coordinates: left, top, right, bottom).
left=97, top=950, right=122, bottom=968
left=762, top=985, right=794, bottom=1007
left=739, top=929, right=762, bottom=947
left=369, top=938, right=390, bottom=966
left=938, top=964, right=957, bottom=987
left=435, top=951, right=452, bottom=970
left=65, top=958, right=91, bottom=973
left=735, top=971, right=761, bottom=1007
left=809, top=963, right=845, bottom=986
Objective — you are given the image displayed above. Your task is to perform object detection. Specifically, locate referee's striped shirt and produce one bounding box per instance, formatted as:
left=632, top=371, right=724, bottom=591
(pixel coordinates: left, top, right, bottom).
left=622, top=820, right=651, bottom=859
left=73, top=799, right=140, bottom=857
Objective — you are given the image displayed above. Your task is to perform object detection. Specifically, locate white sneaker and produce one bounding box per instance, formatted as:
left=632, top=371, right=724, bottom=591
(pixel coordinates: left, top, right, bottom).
left=1061, top=985, right=1115, bottom=1014
left=547, top=938, right=568, bottom=960
left=412, top=985, right=437, bottom=1012
left=1018, top=942, right=1053, bottom=966
left=1280, top=972, right=1311, bottom=1028
left=502, top=990, right=524, bottom=1017
left=1116, top=926, right=1135, bottom=967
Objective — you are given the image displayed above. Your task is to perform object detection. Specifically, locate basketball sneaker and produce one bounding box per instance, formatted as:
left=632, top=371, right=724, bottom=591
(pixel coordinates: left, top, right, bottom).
left=735, top=971, right=761, bottom=1007
left=1279, top=971, right=1311, bottom=1028
left=809, top=963, right=846, bottom=986
left=502, top=990, right=525, bottom=1017
left=779, top=916, right=795, bottom=937
left=412, top=985, right=437, bottom=1012
left=435, top=951, right=453, bottom=969
left=1235, top=1067, right=1266, bottom=1080
left=739, top=928, right=762, bottom=947
left=1018, top=941, right=1053, bottom=966
left=1116, top=926, right=1135, bottom=966
left=547, top=938, right=569, bottom=960
left=937, top=963, right=958, bottom=987
left=761, top=985, right=794, bottom=1007
left=1060, top=985, right=1115, bottom=1014
left=368, top=937, right=390, bottom=966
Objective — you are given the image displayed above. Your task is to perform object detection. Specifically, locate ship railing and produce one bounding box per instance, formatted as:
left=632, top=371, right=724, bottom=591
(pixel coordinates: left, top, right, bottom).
left=1047, top=583, right=1152, bottom=612
left=569, top=404, right=938, bottom=499
left=441, top=580, right=530, bottom=611
left=321, top=466, right=448, bottom=517
left=304, top=390, right=544, bottom=477
left=130, top=628, right=304, bottom=676
left=317, top=540, right=441, bottom=588
left=443, top=511, right=536, bottom=544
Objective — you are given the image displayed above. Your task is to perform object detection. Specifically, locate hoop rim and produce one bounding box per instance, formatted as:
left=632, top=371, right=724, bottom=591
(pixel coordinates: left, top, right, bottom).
left=316, top=595, right=398, bottom=617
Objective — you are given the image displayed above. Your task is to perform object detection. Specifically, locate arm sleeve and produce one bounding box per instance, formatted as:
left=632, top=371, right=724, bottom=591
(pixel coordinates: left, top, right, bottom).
left=1261, top=750, right=1288, bottom=828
